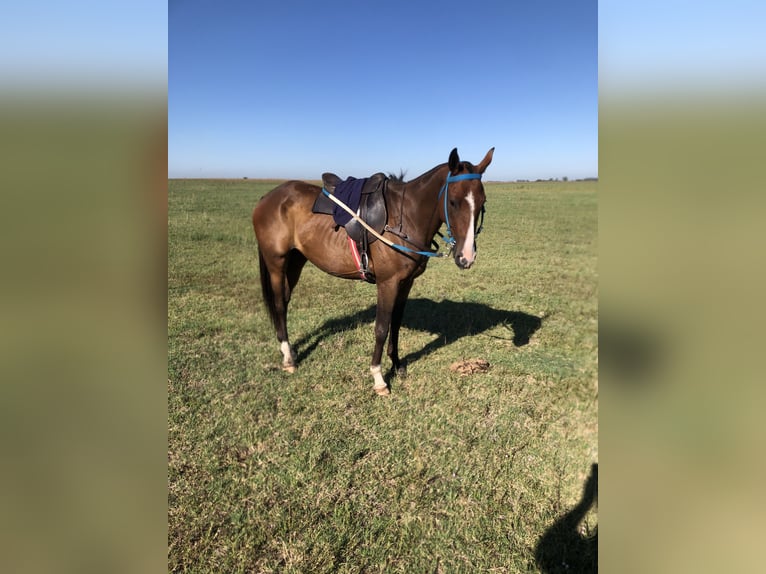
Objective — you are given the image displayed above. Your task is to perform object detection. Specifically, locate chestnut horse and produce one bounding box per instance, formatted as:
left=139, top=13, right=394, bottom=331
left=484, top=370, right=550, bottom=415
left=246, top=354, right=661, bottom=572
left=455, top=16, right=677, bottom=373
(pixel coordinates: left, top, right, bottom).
left=252, top=147, right=494, bottom=395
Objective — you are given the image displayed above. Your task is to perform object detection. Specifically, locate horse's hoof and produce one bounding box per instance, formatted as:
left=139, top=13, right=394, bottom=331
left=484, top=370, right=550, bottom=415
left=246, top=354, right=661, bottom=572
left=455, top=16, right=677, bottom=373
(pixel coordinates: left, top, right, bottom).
left=373, top=384, right=390, bottom=396
left=282, top=365, right=296, bottom=374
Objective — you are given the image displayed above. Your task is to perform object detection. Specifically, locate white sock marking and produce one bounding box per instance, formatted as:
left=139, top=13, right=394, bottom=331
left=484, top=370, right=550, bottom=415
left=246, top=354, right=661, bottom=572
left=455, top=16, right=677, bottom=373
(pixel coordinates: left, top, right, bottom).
left=370, top=365, right=387, bottom=390
left=280, top=341, right=293, bottom=365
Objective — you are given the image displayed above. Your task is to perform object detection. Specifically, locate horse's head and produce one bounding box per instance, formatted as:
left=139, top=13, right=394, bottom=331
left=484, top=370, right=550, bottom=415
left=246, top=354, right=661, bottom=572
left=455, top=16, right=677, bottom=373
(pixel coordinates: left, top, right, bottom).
left=442, top=147, right=494, bottom=269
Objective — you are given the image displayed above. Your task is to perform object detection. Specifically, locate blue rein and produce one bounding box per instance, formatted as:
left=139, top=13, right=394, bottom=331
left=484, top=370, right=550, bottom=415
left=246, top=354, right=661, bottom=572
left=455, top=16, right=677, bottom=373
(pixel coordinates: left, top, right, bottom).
left=437, top=173, right=483, bottom=251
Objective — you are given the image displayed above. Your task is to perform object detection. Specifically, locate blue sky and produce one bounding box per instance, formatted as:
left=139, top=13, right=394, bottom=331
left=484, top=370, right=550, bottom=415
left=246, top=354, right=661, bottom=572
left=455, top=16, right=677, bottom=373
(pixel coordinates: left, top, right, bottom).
left=169, top=0, right=598, bottom=181
left=2, top=1, right=166, bottom=88
left=599, top=1, right=766, bottom=94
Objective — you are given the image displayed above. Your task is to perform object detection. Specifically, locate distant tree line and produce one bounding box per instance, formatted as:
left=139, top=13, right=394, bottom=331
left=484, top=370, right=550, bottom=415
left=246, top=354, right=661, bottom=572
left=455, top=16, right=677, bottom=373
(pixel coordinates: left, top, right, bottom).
left=514, top=176, right=598, bottom=182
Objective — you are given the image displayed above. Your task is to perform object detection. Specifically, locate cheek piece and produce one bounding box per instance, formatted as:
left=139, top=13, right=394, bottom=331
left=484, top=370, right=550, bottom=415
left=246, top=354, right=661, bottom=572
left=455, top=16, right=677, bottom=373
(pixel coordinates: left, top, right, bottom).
left=437, top=173, right=484, bottom=252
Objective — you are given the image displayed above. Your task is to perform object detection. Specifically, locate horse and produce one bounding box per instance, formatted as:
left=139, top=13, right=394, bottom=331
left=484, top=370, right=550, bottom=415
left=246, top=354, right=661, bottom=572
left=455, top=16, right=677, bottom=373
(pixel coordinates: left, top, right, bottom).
left=252, top=147, right=494, bottom=395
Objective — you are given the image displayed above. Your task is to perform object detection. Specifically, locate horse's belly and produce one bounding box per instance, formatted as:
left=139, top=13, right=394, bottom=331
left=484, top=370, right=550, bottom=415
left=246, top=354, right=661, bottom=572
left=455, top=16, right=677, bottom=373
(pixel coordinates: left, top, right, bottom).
left=296, top=215, right=366, bottom=279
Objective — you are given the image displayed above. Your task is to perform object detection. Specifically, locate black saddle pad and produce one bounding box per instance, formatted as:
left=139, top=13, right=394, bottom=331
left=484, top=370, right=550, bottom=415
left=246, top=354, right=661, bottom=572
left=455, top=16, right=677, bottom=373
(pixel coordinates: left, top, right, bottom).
left=312, top=191, right=335, bottom=216
left=331, top=177, right=366, bottom=227
left=312, top=173, right=388, bottom=244
left=312, top=174, right=365, bottom=219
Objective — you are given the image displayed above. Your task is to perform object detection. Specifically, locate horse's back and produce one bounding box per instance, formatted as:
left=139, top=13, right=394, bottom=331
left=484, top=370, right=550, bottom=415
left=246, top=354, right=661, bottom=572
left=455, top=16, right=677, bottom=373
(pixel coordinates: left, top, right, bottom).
left=253, top=180, right=319, bottom=231
left=253, top=180, right=331, bottom=259
left=254, top=180, right=319, bottom=213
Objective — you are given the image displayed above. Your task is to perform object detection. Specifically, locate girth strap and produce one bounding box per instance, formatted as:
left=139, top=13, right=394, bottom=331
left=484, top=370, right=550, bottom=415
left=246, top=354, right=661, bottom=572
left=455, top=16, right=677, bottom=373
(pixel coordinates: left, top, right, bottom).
left=347, top=236, right=375, bottom=283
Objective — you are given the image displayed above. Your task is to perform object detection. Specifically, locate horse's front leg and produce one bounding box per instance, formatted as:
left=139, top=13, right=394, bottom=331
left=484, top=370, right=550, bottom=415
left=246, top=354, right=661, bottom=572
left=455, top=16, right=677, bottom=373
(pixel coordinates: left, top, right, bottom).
left=387, top=278, right=413, bottom=378
left=370, top=280, right=397, bottom=395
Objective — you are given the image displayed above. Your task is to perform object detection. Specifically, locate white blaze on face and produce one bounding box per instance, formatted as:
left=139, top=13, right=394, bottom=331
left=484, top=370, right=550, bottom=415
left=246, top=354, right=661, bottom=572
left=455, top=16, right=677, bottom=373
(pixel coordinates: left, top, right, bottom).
left=460, top=191, right=476, bottom=266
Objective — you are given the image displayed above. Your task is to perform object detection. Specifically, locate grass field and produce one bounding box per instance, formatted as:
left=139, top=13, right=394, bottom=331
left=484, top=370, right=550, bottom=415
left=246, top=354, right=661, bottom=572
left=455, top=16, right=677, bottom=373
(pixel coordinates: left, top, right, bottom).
left=168, top=178, right=598, bottom=573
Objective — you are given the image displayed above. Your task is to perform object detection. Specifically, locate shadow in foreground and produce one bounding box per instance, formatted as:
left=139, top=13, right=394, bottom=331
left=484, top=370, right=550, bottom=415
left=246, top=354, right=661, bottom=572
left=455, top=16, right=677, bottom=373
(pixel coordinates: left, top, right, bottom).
left=293, top=298, right=542, bottom=366
left=599, top=318, right=665, bottom=387
left=398, top=298, right=541, bottom=366
left=534, top=463, right=598, bottom=573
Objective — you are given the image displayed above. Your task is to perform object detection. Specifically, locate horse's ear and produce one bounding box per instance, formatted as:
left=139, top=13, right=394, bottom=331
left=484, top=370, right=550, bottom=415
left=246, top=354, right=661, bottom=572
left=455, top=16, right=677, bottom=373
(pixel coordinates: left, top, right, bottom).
left=448, top=148, right=460, bottom=174
left=476, top=147, right=495, bottom=174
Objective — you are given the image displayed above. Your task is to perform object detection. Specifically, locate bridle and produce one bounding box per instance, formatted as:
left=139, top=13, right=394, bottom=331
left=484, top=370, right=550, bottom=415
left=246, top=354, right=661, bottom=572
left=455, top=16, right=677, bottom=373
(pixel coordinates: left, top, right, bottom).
left=437, top=172, right=486, bottom=253
left=323, top=171, right=486, bottom=259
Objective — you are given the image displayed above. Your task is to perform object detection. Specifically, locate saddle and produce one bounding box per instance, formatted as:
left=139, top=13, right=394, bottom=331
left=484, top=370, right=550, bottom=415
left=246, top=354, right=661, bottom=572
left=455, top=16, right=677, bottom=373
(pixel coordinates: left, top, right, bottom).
left=312, top=171, right=388, bottom=284
left=312, top=172, right=388, bottom=244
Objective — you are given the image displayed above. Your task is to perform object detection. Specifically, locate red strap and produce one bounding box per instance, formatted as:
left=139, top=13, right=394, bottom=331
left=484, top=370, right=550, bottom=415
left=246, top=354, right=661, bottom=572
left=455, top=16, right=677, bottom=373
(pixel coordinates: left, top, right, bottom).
left=347, top=236, right=365, bottom=279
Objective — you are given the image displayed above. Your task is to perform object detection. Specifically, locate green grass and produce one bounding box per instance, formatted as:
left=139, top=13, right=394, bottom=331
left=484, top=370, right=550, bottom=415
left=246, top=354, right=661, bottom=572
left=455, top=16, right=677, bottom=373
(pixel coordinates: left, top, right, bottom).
left=168, top=178, right=598, bottom=572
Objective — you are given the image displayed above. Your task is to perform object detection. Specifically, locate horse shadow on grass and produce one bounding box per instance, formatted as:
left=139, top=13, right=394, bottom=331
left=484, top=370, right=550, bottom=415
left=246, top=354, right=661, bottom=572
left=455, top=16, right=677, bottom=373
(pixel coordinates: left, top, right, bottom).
left=293, top=298, right=542, bottom=370
left=534, top=463, right=598, bottom=573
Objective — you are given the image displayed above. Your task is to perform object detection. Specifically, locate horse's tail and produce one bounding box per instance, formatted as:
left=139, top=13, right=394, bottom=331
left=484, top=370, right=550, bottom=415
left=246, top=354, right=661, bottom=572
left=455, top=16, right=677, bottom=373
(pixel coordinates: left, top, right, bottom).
left=258, top=248, right=279, bottom=328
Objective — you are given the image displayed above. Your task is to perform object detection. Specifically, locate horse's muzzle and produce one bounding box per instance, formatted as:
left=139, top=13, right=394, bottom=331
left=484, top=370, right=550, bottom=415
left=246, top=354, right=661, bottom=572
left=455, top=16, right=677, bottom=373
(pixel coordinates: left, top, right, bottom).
left=456, top=240, right=477, bottom=269
left=456, top=253, right=476, bottom=270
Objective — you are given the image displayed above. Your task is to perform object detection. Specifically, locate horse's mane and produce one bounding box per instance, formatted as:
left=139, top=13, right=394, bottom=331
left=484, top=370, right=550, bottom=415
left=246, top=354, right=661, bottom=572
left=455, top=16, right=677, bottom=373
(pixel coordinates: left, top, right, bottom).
left=387, top=170, right=406, bottom=183
left=388, top=163, right=443, bottom=185
left=388, top=159, right=473, bottom=185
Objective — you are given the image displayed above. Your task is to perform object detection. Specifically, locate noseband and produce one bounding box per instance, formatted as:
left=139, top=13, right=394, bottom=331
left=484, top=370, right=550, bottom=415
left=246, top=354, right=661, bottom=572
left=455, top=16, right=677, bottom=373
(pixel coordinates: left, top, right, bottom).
left=437, top=173, right=486, bottom=251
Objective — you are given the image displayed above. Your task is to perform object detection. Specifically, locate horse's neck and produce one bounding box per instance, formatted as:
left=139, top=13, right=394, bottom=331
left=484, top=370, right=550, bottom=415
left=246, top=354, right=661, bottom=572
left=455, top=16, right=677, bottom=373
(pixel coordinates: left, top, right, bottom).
left=388, top=165, right=448, bottom=243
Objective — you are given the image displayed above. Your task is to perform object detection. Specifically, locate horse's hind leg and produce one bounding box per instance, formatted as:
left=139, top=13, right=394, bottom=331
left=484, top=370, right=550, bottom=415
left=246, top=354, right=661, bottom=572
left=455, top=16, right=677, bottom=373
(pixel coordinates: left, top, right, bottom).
left=259, top=248, right=306, bottom=373
left=281, top=250, right=307, bottom=368
left=284, top=249, right=307, bottom=305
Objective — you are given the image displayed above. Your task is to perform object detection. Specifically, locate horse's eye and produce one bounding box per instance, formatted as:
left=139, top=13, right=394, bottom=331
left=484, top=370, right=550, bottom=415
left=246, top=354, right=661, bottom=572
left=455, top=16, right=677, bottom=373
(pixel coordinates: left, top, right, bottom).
left=449, top=199, right=458, bottom=208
